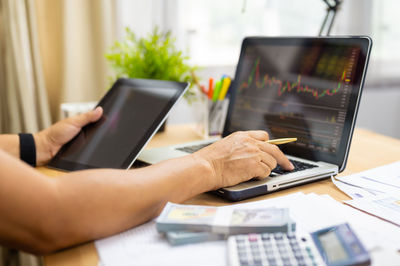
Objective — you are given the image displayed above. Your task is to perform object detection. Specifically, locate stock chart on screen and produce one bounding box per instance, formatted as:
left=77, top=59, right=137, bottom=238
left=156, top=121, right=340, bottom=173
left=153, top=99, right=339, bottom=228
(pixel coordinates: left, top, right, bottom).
left=229, top=43, right=361, bottom=154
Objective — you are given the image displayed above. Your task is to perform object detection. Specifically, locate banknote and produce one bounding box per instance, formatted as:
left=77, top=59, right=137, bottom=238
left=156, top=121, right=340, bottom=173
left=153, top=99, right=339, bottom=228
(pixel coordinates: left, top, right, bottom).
left=156, top=202, right=294, bottom=235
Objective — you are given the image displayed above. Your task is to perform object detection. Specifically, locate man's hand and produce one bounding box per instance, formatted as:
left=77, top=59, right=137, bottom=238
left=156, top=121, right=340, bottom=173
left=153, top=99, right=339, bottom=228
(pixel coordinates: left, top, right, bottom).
left=34, top=107, right=103, bottom=166
left=193, top=131, right=294, bottom=190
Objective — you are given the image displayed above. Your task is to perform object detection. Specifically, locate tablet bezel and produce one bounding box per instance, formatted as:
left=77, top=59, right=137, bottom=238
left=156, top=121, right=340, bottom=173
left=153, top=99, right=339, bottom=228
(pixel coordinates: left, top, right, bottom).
left=48, top=78, right=189, bottom=171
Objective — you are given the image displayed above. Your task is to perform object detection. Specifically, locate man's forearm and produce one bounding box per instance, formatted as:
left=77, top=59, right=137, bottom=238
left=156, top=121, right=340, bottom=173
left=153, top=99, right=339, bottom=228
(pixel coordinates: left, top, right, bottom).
left=0, top=135, right=19, bottom=158
left=0, top=134, right=51, bottom=166
left=51, top=154, right=214, bottom=249
left=0, top=149, right=213, bottom=254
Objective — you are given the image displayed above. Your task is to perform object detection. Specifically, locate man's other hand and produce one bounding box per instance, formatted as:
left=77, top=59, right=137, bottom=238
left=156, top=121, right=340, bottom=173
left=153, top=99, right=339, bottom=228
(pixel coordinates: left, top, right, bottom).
left=34, top=107, right=103, bottom=166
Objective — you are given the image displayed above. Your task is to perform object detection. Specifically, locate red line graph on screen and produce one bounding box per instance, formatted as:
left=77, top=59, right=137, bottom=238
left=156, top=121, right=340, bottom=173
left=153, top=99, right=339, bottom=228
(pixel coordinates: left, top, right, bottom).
left=239, top=58, right=349, bottom=100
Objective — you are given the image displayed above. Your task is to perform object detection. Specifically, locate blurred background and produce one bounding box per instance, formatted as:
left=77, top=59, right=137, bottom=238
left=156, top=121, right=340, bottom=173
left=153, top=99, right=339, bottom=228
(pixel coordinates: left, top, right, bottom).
left=0, top=1, right=399, bottom=264
left=0, top=0, right=399, bottom=138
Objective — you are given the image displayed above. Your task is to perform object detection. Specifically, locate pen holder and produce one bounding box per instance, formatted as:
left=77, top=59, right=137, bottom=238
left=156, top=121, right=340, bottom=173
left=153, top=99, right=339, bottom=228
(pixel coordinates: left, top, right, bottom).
left=191, top=93, right=210, bottom=138
left=208, top=99, right=229, bottom=136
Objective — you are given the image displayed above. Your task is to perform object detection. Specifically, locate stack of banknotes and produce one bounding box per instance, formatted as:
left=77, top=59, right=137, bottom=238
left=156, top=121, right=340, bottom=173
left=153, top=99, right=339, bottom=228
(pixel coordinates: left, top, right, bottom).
left=156, top=202, right=295, bottom=245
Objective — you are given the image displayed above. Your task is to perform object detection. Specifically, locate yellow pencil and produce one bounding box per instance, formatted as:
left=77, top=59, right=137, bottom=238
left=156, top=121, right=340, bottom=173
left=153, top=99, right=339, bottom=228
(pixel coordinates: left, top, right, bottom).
left=218, top=77, right=231, bottom=100
left=266, top=138, right=297, bottom=145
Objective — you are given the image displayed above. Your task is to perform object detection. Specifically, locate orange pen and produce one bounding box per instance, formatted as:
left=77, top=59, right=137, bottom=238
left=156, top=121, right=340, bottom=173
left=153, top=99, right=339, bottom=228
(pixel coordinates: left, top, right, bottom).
left=200, top=85, right=208, bottom=95
left=207, top=78, right=214, bottom=99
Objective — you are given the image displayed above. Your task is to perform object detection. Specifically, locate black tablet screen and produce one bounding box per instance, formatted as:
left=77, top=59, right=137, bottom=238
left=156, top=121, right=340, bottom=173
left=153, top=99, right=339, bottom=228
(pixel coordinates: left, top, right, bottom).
left=49, top=79, right=188, bottom=170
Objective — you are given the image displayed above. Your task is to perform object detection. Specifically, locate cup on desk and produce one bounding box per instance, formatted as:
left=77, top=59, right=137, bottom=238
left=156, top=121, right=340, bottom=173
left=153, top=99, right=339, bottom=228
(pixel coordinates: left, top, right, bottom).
left=191, top=92, right=210, bottom=138
left=208, top=98, right=229, bottom=135
left=199, top=76, right=232, bottom=136
left=60, top=102, right=97, bottom=119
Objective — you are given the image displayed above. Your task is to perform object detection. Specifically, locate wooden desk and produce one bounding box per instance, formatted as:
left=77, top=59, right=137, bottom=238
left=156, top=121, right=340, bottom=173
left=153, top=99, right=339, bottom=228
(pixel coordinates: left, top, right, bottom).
left=42, top=126, right=400, bottom=266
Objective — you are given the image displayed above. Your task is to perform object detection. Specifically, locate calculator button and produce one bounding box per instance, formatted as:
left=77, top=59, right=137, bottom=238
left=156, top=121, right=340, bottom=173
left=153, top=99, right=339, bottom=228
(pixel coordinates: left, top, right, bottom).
left=237, top=242, right=246, bottom=248
left=265, top=251, right=275, bottom=259
left=263, top=243, right=272, bottom=249
left=252, top=251, right=260, bottom=258
left=248, top=234, right=258, bottom=242
left=261, top=234, right=271, bottom=240
left=236, top=235, right=247, bottom=241
left=293, top=251, right=303, bottom=259
left=290, top=244, right=300, bottom=251
left=239, top=256, right=248, bottom=263
left=236, top=238, right=245, bottom=244
left=238, top=250, right=248, bottom=256
left=280, top=251, right=290, bottom=258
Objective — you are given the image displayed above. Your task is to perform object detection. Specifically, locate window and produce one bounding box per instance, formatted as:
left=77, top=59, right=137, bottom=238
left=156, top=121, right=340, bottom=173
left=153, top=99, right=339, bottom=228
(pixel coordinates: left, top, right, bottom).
left=174, top=0, right=325, bottom=66
left=117, top=0, right=400, bottom=84
left=370, top=0, right=400, bottom=83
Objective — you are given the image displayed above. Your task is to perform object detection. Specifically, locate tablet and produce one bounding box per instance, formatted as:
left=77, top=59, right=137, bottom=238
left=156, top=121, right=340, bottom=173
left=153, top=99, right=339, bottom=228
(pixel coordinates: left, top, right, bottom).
left=48, top=78, right=189, bottom=171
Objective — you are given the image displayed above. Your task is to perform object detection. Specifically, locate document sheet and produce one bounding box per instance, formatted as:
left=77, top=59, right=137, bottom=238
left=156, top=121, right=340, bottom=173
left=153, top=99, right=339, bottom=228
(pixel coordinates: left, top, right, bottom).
left=333, top=161, right=400, bottom=226
left=95, top=192, right=400, bottom=266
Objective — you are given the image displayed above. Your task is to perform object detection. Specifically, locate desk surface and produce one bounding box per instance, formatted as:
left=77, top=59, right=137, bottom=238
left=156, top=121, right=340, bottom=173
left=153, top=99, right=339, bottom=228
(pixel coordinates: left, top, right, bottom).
left=42, top=125, right=400, bottom=266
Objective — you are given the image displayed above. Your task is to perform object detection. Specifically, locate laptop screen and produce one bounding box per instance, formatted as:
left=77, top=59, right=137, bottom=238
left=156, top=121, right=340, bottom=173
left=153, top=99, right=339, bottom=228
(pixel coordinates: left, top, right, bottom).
left=224, top=37, right=371, bottom=171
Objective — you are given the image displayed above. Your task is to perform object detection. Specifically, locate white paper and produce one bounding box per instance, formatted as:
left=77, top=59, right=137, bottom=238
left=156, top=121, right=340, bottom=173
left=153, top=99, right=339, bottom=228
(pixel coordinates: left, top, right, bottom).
left=336, top=161, right=400, bottom=197
left=331, top=176, right=384, bottom=199
left=95, top=221, right=226, bottom=266
left=96, top=192, right=400, bottom=266
left=345, top=196, right=400, bottom=226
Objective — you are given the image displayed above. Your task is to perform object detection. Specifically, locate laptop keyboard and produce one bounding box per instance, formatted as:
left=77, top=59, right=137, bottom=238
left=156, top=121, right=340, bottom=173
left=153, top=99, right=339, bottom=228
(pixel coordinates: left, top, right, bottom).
left=176, top=144, right=318, bottom=176
left=272, top=159, right=317, bottom=175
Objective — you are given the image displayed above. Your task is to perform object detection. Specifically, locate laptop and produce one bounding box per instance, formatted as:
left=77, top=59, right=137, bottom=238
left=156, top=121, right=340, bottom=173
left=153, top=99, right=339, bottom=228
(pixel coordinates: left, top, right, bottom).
left=138, top=37, right=372, bottom=201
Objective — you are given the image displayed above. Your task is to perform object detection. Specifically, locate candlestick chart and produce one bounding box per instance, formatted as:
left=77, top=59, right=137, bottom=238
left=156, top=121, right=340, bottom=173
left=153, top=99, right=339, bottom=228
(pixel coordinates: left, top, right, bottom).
left=238, top=58, right=350, bottom=101
left=229, top=53, right=356, bottom=154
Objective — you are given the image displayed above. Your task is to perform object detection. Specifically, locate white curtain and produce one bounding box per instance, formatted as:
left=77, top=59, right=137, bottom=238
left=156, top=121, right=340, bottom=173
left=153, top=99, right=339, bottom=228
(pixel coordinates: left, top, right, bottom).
left=0, top=0, right=51, bottom=133
left=35, top=0, right=117, bottom=121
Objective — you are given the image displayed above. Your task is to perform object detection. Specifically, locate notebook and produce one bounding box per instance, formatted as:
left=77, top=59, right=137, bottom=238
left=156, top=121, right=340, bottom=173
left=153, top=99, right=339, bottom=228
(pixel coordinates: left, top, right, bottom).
left=138, top=36, right=372, bottom=201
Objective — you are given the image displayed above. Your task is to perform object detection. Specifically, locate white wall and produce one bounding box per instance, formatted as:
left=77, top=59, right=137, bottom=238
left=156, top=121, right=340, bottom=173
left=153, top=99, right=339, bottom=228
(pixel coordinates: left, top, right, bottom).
left=356, top=87, right=400, bottom=139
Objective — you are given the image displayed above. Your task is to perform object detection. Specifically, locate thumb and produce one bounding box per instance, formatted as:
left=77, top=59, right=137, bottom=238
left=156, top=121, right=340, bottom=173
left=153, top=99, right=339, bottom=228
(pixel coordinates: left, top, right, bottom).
left=70, top=106, right=103, bottom=128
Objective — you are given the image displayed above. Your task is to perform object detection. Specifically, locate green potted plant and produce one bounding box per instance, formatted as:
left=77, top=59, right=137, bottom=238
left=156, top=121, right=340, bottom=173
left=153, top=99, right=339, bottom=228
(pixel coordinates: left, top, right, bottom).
left=105, top=27, right=200, bottom=131
left=106, top=27, right=199, bottom=102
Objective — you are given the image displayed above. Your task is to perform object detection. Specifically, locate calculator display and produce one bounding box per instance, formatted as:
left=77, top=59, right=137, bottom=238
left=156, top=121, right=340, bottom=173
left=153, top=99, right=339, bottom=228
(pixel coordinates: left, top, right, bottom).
left=318, top=230, right=349, bottom=263
left=311, top=223, right=371, bottom=266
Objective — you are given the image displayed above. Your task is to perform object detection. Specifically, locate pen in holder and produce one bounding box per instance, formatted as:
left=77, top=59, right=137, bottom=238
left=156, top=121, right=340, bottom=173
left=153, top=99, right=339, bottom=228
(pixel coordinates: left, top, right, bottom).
left=208, top=98, right=229, bottom=136
left=199, top=75, right=232, bottom=136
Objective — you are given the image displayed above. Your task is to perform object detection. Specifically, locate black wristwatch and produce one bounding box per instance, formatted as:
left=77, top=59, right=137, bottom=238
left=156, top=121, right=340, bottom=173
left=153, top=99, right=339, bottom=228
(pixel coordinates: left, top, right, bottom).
left=18, top=133, right=36, bottom=167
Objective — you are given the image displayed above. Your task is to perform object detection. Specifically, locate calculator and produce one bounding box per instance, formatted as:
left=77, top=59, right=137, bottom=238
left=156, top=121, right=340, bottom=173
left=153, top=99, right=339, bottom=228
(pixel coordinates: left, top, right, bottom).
left=227, top=223, right=370, bottom=266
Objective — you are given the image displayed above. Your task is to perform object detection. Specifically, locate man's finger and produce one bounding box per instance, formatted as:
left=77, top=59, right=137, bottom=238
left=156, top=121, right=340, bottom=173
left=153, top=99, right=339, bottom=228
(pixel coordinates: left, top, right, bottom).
left=246, top=130, right=269, bottom=141
left=69, top=107, right=103, bottom=128
left=90, top=107, right=103, bottom=122
left=258, top=142, right=294, bottom=170
left=259, top=151, right=277, bottom=171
